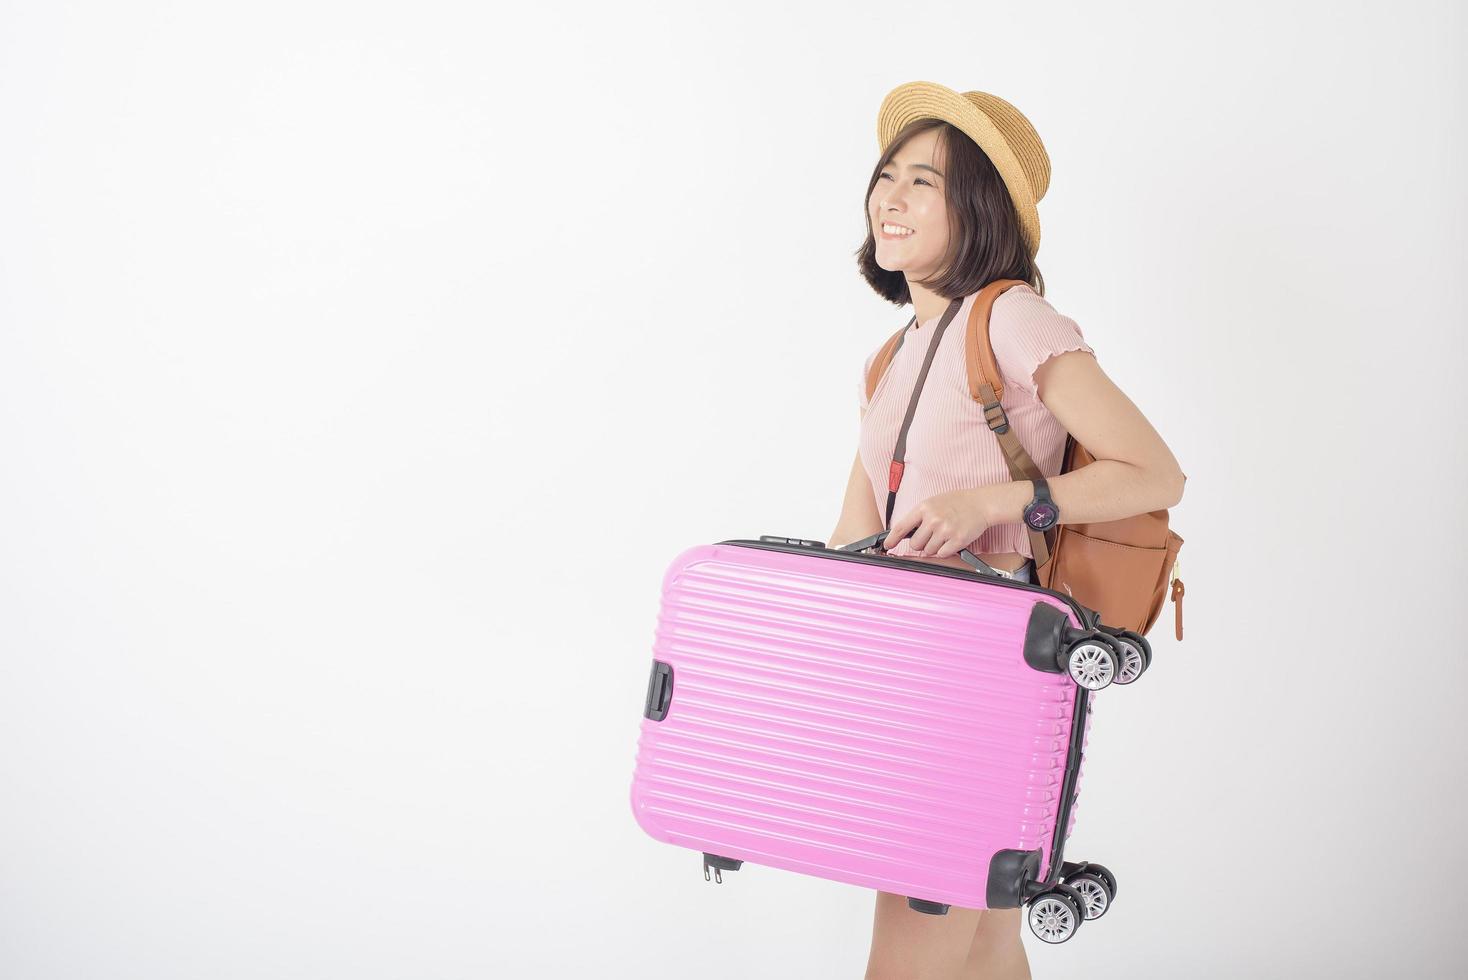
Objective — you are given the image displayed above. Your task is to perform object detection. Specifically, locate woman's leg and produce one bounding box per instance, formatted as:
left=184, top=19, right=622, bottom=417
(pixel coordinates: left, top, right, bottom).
left=864, top=891, right=985, bottom=979
left=956, top=559, right=1036, bottom=978
left=961, top=907, right=1030, bottom=979
left=866, top=557, right=1041, bottom=979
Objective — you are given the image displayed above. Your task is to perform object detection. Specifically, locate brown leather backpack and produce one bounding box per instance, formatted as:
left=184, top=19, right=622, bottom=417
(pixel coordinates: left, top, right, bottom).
left=863, top=278, right=1186, bottom=640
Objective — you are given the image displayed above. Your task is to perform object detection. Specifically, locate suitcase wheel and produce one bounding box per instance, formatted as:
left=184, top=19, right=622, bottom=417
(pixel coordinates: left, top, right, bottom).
left=1104, top=628, right=1151, bottom=685
left=1062, top=872, right=1112, bottom=920
left=1065, top=637, right=1120, bottom=691
left=1027, top=884, right=1085, bottom=943
left=1060, top=860, right=1117, bottom=903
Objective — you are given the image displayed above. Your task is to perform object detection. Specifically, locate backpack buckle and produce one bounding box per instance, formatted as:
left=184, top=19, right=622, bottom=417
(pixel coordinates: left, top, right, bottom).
left=982, top=400, right=1010, bottom=435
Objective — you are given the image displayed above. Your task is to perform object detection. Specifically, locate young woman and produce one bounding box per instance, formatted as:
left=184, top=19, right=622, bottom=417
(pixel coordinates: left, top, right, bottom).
left=829, top=83, right=1187, bottom=980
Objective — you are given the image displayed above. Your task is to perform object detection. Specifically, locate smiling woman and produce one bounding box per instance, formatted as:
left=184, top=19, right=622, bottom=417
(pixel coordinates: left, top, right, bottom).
left=856, top=108, right=1043, bottom=309
left=847, top=109, right=1055, bottom=581
left=828, top=81, right=1186, bottom=980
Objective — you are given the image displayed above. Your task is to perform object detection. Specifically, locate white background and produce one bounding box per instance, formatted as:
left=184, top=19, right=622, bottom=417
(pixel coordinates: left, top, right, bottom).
left=2, top=1, right=1463, bottom=977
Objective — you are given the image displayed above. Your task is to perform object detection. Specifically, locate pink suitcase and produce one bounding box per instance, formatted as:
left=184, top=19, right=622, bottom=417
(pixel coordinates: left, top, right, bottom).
left=629, top=533, right=1150, bottom=943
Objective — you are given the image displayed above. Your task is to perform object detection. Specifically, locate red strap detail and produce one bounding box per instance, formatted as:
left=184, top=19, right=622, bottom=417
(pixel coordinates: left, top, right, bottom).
left=888, top=460, right=905, bottom=493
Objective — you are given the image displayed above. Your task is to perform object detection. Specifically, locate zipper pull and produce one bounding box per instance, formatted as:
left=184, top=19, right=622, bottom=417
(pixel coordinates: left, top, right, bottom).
left=1171, top=570, right=1185, bottom=642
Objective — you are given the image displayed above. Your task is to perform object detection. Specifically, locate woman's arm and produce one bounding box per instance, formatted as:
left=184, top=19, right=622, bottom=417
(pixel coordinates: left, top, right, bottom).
left=982, top=349, right=1186, bottom=527
left=830, top=447, right=884, bottom=548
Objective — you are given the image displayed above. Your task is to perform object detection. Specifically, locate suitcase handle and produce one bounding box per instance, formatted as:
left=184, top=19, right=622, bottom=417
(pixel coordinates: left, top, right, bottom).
left=837, top=529, right=1004, bottom=578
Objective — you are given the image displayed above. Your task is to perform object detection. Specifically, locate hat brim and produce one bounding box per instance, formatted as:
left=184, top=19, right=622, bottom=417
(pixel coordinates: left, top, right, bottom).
left=876, top=80, right=1041, bottom=255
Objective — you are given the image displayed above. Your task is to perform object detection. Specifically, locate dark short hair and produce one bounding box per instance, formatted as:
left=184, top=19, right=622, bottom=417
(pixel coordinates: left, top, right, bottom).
left=855, top=118, right=1045, bottom=304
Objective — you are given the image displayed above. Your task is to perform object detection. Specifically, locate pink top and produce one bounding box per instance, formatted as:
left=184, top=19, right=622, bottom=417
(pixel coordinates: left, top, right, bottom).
left=857, top=283, right=1095, bottom=560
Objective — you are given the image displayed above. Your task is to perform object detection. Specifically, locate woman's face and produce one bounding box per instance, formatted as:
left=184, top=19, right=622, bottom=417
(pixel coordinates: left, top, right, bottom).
left=868, top=127, right=951, bottom=278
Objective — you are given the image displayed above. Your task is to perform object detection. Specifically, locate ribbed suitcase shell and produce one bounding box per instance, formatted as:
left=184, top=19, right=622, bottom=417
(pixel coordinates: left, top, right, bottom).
left=630, top=539, right=1095, bottom=910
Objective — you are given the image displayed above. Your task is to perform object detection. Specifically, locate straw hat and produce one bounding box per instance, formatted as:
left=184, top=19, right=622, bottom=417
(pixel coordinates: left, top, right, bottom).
left=876, top=81, right=1051, bottom=256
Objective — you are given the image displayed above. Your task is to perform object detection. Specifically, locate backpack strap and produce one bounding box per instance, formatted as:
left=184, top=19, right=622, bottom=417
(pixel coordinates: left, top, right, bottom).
left=863, top=316, right=916, bottom=404
left=964, top=278, right=1057, bottom=568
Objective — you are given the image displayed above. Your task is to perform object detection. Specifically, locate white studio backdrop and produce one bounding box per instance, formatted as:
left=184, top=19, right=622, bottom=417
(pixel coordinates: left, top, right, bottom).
left=1, top=1, right=1463, bottom=977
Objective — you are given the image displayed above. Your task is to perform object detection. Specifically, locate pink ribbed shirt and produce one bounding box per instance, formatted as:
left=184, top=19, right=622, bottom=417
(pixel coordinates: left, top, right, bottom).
left=857, top=283, right=1095, bottom=560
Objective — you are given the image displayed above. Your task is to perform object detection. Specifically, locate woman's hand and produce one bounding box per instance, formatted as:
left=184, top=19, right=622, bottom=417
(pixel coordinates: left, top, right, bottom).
left=882, top=488, right=994, bottom=558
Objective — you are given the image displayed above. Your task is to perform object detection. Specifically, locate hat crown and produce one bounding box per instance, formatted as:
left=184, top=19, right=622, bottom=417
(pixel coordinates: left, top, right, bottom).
left=961, top=91, right=1050, bottom=202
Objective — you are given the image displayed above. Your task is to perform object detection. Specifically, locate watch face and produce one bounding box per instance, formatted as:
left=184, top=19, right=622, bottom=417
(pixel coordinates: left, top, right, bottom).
left=1025, top=503, right=1058, bottom=530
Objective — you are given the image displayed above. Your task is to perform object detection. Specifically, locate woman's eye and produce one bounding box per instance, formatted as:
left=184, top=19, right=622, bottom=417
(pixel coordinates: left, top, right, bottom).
left=879, top=173, right=931, bottom=186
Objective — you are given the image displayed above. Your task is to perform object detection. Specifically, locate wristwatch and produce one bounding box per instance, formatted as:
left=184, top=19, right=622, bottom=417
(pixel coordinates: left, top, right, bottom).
left=1022, top=477, right=1060, bottom=531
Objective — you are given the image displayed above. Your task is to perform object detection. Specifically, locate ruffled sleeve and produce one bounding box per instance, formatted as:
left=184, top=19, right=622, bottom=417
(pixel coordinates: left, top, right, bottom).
left=989, top=286, right=1095, bottom=398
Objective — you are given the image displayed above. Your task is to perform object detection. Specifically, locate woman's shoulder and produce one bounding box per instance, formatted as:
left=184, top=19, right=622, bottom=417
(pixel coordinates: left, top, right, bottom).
left=990, top=281, right=1062, bottom=316
left=983, top=283, right=1094, bottom=396
left=988, top=282, right=1086, bottom=338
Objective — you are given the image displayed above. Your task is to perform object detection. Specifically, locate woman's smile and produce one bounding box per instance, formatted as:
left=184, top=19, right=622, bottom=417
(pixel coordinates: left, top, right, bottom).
left=879, top=222, right=916, bottom=240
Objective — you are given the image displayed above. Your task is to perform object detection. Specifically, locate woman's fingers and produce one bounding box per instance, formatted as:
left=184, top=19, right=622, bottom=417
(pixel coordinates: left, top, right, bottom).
left=884, top=512, right=919, bottom=550
left=908, top=521, right=934, bottom=554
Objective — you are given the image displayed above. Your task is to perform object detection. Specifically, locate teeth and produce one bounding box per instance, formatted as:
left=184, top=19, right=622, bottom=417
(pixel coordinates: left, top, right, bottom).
left=882, top=224, right=914, bottom=236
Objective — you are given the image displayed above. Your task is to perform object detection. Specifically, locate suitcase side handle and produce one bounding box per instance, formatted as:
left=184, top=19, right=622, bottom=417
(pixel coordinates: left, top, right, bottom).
left=837, top=529, right=1004, bottom=579
left=643, top=661, right=673, bottom=721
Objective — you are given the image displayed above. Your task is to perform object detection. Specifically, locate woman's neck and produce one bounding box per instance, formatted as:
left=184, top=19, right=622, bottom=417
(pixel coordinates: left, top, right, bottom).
left=907, top=280, right=953, bottom=327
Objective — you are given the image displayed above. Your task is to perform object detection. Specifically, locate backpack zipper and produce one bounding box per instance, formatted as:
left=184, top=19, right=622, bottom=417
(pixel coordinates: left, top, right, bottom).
left=1169, top=558, right=1185, bottom=641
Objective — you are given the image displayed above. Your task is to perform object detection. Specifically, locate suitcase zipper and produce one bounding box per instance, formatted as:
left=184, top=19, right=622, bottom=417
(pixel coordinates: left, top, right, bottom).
left=720, top=538, right=1095, bottom=626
